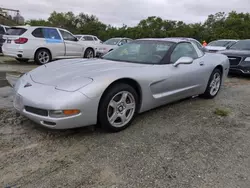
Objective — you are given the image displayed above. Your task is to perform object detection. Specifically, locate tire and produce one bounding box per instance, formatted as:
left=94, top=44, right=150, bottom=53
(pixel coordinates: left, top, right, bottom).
left=98, top=83, right=139, bottom=132
left=15, top=58, right=29, bottom=63
left=34, top=49, right=52, bottom=65
left=201, top=68, right=222, bottom=99
left=84, top=48, right=94, bottom=58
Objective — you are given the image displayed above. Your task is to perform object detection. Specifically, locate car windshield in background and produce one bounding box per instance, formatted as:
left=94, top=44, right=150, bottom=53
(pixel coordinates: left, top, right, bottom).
left=75, top=35, right=82, bottom=40
left=103, top=38, right=121, bottom=45
left=208, top=40, right=231, bottom=47
left=6, top=27, right=27, bottom=36
left=102, top=40, right=174, bottom=64
left=229, top=40, right=250, bottom=50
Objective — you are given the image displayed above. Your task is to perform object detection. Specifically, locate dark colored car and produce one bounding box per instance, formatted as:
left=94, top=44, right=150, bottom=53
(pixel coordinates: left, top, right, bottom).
left=219, top=39, right=250, bottom=75
left=0, top=25, right=10, bottom=53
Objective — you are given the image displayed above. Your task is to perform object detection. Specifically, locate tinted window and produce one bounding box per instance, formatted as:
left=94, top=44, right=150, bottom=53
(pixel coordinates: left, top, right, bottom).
left=103, top=40, right=174, bottom=64
left=59, top=30, right=76, bottom=41
left=43, top=28, right=61, bottom=40
left=32, top=28, right=44, bottom=38
left=6, top=27, right=27, bottom=36
left=230, top=40, right=250, bottom=50
left=170, top=42, right=198, bottom=63
left=0, top=26, right=5, bottom=34
left=82, top=36, right=94, bottom=41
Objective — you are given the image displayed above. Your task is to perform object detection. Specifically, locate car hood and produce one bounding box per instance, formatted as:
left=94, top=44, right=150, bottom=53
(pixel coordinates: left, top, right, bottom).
left=29, top=58, right=144, bottom=92
left=205, top=46, right=227, bottom=51
left=218, top=49, right=250, bottom=56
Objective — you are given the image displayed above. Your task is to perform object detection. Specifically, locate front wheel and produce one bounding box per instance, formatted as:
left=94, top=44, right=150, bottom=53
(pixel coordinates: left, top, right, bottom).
left=201, top=68, right=222, bottom=99
left=98, top=83, right=138, bottom=132
left=84, top=48, right=94, bottom=58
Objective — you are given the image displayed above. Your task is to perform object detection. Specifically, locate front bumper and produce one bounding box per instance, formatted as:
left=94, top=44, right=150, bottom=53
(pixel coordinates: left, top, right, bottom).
left=13, top=75, right=99, bottom=129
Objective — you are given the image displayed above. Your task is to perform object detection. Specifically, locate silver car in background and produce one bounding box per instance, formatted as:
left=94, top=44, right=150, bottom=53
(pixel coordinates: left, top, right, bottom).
left=205, top=39, right=238, bottom=53
left=96, top=37, right=133, bottom=57
left=13, top=38, right=229, bottom=132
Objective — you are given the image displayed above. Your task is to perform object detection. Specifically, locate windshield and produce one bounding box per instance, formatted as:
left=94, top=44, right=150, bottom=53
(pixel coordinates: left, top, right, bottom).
left=208, top=40, right=232, bottom=47
left=230, top=40, right=250, bottom=50
left=75, top=35, right=82, bottom=40
left=6, top=27, right=27, bottom=36
left=103, top=38, right=121, bottom=45
left=102, top=40, right=174, bottom=64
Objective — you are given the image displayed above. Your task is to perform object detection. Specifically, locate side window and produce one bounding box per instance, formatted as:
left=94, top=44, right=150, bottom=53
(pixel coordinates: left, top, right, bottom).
left=170, top=42, right=198, bottom=63
left=59, top=30, right=76, bottom=41
left=193, top=40, right=204, bottom=51
left=94, top=37, right=98, bottom=41
left=83, top=36, right=94, bottom=41
left=32, top=28, right=44, bottom=38
left=43, top=28, right=61, bottom=40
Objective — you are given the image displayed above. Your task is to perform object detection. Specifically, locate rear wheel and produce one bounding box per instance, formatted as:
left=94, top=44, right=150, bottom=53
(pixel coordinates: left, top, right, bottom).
left=35, top=49, right=51, bottom=65
left=84, top=48, right=94, bottom=58
left=98, top=83, right=138, bottom=132
left=201, top=68, right=222, bottom=99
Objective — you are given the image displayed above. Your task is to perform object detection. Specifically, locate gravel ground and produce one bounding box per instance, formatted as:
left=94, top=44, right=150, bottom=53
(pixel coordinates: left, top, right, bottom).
left=0, top=61, right=250, bottom=187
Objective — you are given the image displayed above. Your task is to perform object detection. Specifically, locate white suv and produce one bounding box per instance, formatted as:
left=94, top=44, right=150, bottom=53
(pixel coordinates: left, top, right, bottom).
left=2, top=26, right=95, bottom=64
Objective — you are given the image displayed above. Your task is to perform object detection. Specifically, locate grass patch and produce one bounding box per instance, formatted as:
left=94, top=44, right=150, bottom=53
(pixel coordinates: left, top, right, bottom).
left=214, top=108, right=230, bottom=117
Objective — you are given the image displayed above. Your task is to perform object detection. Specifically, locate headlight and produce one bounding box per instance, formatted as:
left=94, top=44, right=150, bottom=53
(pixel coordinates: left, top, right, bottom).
left=49, top=109, right=80, bottom=118
left=244, top=57, right=250, bottom=62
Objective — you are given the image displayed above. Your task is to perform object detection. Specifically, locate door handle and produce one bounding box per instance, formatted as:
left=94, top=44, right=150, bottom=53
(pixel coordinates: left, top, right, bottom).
left=199, top=62, right=204, bottom=66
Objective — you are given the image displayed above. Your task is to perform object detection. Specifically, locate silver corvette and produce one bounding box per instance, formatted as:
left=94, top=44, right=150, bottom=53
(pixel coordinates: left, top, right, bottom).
left=13, top=38, right=229, bottom=132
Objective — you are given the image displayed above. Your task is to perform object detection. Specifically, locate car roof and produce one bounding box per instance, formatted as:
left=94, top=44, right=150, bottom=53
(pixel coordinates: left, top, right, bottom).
left=9, top=25, right=66, bottom=30
left=212, top=39, right=238, bottom=42
left=137, top=38, right=193, bottom=43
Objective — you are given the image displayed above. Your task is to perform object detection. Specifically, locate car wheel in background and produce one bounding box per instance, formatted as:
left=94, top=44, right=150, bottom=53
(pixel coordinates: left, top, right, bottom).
left=98, top=83, right=139, bottom=132
left=15, top=58, right=29, bottom=63
left=35, top=49, right=52, bottom=65
left=84, top=48, right=94, bottom=58
left=201, top=68, right=222, bottom=99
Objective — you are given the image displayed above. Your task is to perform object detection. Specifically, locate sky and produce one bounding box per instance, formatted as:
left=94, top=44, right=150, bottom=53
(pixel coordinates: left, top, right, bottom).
left=1, top=0, right=250, bottom=27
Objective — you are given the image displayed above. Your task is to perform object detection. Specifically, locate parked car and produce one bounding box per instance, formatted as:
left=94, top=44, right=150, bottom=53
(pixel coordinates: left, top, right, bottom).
left=2, top=26, right=94, bottom=65
left=165, top=37, right=206, bottom=52
left=205, top=39, right=238, bottom=53
left=96, top=37, right=133, bottom=57
left=0, top=24, right=10, bottom=53
left=13, top=38, right=229, bottom=132
left=219, top=39, right=250, bottom=75
left=75, top=34, right=102, bottom=44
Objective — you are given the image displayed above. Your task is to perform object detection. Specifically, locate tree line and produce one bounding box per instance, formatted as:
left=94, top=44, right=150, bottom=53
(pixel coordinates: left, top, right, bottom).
left=25, top=11, right=250, bottom=42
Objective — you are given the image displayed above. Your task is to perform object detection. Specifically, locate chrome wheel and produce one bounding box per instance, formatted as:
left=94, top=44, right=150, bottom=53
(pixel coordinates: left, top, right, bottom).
left=107, top=91, right=136, bottom=128
left=38, top=51, right=50, bottom=64
left=209, top=72, right=221, bottom=96
left=86, top=50, right=94, bottom=58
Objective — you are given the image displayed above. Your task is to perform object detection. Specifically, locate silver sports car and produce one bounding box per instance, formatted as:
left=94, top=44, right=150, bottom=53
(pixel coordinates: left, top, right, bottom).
left=13, top=38, right=229, bottom=132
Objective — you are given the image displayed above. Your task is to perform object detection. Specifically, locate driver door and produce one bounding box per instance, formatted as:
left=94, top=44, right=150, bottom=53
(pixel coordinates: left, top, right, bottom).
left=59, top=29, right=83, bottom=57
left=154, top=42, right=206, bottom=103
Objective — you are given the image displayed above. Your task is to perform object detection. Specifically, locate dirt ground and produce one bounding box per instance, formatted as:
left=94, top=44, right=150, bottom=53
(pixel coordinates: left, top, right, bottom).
left=0, top=58, right=250, bottom=188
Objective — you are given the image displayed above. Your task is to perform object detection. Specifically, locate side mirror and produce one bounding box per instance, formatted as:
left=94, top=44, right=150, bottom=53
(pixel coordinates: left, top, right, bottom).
left=173, top=57, right=193, bottom=67
left=74, top=37, right=78, bottom=41
left=226, top=46, right=230, bottom=49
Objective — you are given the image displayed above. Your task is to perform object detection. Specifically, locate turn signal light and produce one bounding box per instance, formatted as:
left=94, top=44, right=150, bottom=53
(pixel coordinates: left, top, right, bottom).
left=63, top=109, right=80, bottom=115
